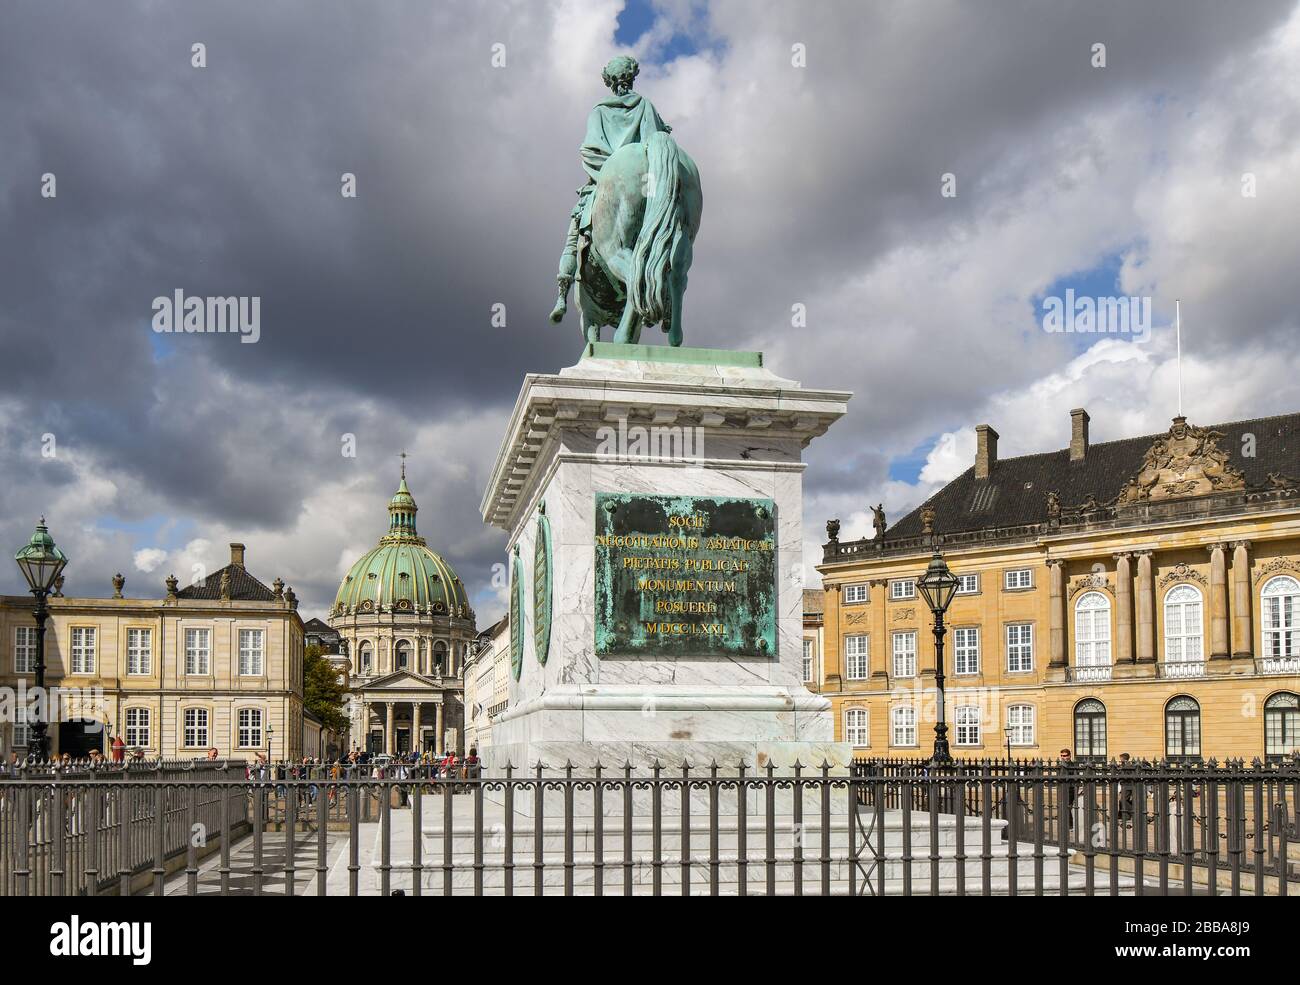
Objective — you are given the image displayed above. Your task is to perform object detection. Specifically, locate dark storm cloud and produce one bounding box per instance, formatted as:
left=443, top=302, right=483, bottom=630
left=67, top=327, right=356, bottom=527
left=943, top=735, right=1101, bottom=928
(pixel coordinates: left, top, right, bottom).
left=1, top=0, right=1297, bottom=615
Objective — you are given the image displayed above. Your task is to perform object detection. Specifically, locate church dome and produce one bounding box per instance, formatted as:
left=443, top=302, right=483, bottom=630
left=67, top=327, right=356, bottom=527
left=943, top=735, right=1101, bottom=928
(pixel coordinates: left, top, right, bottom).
left=332, top=470, right=472, bottom=619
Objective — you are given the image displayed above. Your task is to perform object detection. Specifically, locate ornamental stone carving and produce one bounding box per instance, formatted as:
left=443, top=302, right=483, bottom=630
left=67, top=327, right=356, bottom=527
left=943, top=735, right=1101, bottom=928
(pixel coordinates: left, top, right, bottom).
left=1115, top=416, right=1246, bottom=504
left=1158, top=562, right=1208, bottom=590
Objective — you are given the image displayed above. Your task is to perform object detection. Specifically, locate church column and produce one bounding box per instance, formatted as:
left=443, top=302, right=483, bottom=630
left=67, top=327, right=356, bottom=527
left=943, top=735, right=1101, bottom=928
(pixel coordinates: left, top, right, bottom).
left=1231, top=541, right=1254, bottom=658
left=1048, top=560, right=1067, bottom=668
left=412, top=702, right=422, bottom=754
left=1207, top=543, right=1230, bottom=660
left=434, top=702, right=445, bottom=756
left=384, top=701, right=395, bottom=755
left=1135, top=551, right=1156, bottom=663
left=1114, top=553, right=1134, bottom=663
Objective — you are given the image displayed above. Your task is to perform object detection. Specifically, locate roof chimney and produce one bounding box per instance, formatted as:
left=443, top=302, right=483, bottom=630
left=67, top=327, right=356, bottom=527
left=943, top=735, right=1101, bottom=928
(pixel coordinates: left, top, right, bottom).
left=230, top=543, right=246, bottom=568
left=1070, top=408, right=1090, bottom=461
left=975, top=424, right=999, bottom=479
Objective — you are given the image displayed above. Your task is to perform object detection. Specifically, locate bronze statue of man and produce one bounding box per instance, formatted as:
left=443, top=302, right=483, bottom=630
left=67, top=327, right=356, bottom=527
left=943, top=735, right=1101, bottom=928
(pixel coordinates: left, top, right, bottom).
left=550, top=55, right=673, bottom=323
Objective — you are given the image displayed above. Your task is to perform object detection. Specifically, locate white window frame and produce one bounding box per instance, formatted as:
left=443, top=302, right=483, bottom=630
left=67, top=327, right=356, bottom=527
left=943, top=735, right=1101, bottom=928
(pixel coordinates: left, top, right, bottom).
left=802, top=638, right=814, bottom=683
left=955, top=573, right=980, bottom=595
left=891, top=705, right=918, bottom=747
left=1004, top=568, right=1033, bottom=590
left=14, top=704, right=31, bottom=750
left=845, top=635, right=869, bottom=681
left=70, top=626, right=97, bottom=675
left=1074, top=591, right=1112, bottom=674
left=126, top=628, right=152, bottom=676
left=124, top=707, right=151, bottom=748
left=1262, top=576, right=1299, bottom=661
left=892, top=631, right=917, bottom=679
left=185, top=627, right=211, bottom=676
left=953, top=627, right=980, bottom=675
left=954, top=705, right=981, bottom=746
left=1006, top=623, right=1034, bottom=673
left=1163, top=584, right=1204, bottom=664
left=14, top=625, right=36, bottom=674
left=1006, top=704, right=1035, bottom=747
left=844, top=708, right=869, bottom=747
left=237, top=707, right=264, bottom=749
left=890, top=579, right=916, bottom=601
left=239, top=628, right=265, bottom=676
left=183, top=707, right=209, bottom=748
left=842, top=583, right=868, bottom=604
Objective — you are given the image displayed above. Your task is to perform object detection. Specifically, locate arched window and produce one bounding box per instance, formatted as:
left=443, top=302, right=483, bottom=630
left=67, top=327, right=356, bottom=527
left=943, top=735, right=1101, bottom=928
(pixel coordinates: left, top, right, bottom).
left=395, top=640, right=411, bottom=672
left=1261, top=576, right=1299, bottom=668
left=433, top=640, right=448, bottom=676
left=1264, top=692, right=1299, bottom=763
left=358, top=642, right=372, bottom=676
left=1164, top=696, right=1201, bottom=762
left=844, top=708, right=868, bottom=747
left=1163, top=584, right=1204, bottom=668
left=1074, top=592, right=1112, bottom=680
left=1073, top=698, right=1106, bottom=761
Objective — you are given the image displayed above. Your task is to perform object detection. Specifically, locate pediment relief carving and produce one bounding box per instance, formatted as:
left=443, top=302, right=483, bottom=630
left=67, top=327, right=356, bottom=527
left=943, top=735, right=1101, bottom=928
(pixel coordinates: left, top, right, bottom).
left=1069, top=573, right=1113, bottom=598
left=1253, top=556, right=1300, bottom=585
left=1115, top=417, right=1246, bottom=504
left=1158, top=563, right=1207, bottom=591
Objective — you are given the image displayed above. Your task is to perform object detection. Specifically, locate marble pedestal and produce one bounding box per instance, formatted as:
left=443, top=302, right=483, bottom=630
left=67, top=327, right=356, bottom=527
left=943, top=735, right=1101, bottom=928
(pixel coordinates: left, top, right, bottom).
left=479, top=342, right=852, bottom=785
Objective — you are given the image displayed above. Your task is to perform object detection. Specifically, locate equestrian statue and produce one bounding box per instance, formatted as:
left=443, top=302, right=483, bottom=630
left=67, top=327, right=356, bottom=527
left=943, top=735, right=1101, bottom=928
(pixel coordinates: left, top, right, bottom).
left=549, top=56, right=702, bottom=347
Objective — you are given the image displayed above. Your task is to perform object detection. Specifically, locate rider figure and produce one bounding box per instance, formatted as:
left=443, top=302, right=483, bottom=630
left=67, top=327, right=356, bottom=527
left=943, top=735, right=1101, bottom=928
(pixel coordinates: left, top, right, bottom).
left=550, top=55, right=673, bottom=323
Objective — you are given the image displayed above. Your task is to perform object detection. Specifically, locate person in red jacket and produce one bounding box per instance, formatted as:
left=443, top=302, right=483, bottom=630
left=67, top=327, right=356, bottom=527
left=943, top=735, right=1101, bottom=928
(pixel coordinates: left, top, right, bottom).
left=111, top=735, right=126, bottom=763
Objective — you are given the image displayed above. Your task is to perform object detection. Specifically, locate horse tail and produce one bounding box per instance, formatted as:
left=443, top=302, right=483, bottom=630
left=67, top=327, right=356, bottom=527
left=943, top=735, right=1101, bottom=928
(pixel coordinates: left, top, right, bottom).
left=629, top=130, right=683, bottom=325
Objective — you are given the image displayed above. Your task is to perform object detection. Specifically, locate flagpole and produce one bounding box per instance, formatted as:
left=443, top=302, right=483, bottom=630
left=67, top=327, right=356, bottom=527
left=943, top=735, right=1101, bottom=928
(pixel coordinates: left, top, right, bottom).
left=1175, top=299, right=1183, bottom=418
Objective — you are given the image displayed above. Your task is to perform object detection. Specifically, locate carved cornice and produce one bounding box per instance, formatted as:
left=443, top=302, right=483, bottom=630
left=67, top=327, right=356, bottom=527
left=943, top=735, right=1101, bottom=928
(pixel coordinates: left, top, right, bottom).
left=1158, top=562, right=1207, bottom=591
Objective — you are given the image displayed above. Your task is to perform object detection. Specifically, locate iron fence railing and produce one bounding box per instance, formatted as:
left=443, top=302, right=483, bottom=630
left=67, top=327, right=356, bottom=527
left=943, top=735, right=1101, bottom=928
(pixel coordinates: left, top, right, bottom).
left=0, top=758, right=1296, bottom=896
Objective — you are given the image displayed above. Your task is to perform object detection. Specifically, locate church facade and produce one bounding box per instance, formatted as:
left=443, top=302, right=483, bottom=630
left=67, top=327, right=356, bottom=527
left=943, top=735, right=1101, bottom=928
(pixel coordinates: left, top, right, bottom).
left=816, top=409, right=1300, bottom=762
left=329, top=470, right=475, bottom=756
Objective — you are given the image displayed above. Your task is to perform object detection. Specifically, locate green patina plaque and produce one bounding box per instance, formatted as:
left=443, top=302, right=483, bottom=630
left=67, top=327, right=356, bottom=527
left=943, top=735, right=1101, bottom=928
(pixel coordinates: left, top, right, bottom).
left=533, top=502, right=553, bottom=666
left=509, top=546, right=525, bottom=680
left=594, top=493, right=777, bottom=658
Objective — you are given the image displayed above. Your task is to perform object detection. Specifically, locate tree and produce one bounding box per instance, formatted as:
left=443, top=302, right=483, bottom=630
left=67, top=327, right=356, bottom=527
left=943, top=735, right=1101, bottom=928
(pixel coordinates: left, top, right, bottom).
left=303, top=644, right=349, bottom=734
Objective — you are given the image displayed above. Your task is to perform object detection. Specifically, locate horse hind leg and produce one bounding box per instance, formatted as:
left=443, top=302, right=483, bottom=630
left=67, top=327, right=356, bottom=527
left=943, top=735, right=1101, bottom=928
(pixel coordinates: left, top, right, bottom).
left=665, top=232, right=692, bottom=347
left=613, top=302, right=641, bottom=344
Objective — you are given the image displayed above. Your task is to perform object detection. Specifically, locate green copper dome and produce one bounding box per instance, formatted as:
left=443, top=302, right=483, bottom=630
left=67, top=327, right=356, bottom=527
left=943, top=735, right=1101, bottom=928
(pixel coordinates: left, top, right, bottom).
left=332, top=470, right=472, bottom=619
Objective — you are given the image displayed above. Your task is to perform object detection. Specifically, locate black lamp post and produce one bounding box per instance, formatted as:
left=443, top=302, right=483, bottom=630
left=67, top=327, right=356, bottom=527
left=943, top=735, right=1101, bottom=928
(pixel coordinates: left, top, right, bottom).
left=1004, top=724, right=1014, bottom=762
left=14, top=518, right=68, bottom=760
left=266, top=725, right=275, bottom=766
left=916, top=547, right=959, bottom=767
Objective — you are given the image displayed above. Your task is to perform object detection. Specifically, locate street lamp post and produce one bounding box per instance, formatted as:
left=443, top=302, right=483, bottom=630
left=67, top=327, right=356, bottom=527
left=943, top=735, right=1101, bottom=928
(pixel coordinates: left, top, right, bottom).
left=916, top=547, right=959, bottom=768
left=1004, top=724, right=1014, bottom=763
left=13, top=518, right=68, bottom=761
left=266, top=725, right=275, bottom=766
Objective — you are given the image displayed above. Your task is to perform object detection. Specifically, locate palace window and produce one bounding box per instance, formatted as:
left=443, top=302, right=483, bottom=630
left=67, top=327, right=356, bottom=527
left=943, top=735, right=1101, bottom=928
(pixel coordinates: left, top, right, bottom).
left=434, top=641, right=448, bottom=675
left=185, top=628, right=211, bottom=675
left=1264, top=693, right=1299, bottom=763
left=1004, top=568, right=1033, bottom=590
left=70, top=627, right=96, bottom=675
left=239, top=629, right=264, bottom=676
left=183, top=708, right=209, bottom=748
left=890, top=579, right=916, bottom=601
left=892, top=631, right=917, bottom=679
left=844, top=708, right=869, bottom=747
left=395, top=639, right=411, bottom=672
left=1006, top=704, right=1035, bottom=747
left=1073, top=698, right=1107, bottom=761
left=238, top=708, right=264, bottom=749
left=125, top=708, right=151, bottom=748
left=845, top=635, right=869, bottom=680
left=1262, top=576, right=1299, bottom=663
left=14, top=626, right=36, bottom=674
left=1164, top=696, right=1201, bottom=762
left=954, top=627, right=980, bottom=675
left=1074, top=592, right=1111, bottom=677
left=358, top=642, right=372, bottom=675
left=802, top=639, right=814, bottom=683
left=891, top=705, right=917, bottom=747
left=955, top=705, right=981, bottom=746
left=14, top=705, right=31, bottom=750
left=1006, top=623, right=1033, bottom=672
left=1163, top=585, right=1204, bottom=663
left=126, top=628, right=152, bottom=676
left=843, top=583, right=868, bottom=604
left=956, top=573, right=980, bottom=595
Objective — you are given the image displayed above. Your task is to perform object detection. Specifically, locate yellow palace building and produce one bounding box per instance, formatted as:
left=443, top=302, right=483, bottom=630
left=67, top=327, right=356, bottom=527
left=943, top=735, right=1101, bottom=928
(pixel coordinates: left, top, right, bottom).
left=815, top=408, right=1300, bottom=762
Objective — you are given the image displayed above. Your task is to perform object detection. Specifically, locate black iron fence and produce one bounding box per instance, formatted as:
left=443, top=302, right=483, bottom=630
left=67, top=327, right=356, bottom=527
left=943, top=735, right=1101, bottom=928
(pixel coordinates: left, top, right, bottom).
left=0, top=758, right=1295, bottom=896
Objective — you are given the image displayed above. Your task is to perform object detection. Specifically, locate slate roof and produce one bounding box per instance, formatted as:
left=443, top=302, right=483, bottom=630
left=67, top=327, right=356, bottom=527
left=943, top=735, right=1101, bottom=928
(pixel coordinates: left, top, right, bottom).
left=886, top=412, right=1300, bottom=542
left=176, top=564, right=278, bottom=602
left=303, top=617, right=337, bottom=635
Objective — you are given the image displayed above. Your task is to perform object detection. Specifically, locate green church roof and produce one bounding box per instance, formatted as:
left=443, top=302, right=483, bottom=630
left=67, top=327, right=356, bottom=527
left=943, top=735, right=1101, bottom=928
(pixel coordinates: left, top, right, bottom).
left=332, top=469, right=471, bottom=619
